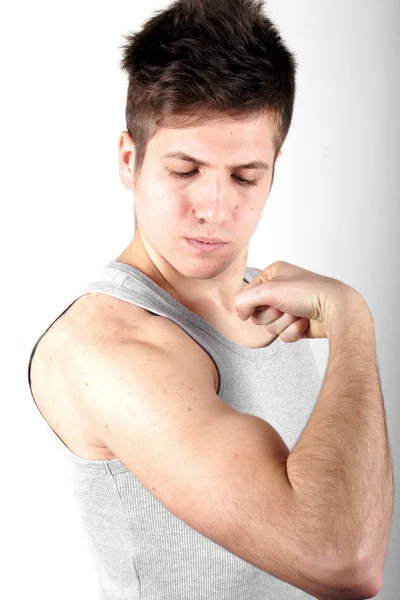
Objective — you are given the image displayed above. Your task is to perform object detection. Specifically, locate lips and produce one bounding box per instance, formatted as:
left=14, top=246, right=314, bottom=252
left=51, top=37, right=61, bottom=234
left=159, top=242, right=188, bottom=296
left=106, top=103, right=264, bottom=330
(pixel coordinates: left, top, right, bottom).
left=195, top=240, right=222, bottom=245
left=186, top=238, right=227, bottom=252
left=191, top=237, right=227, bottom=244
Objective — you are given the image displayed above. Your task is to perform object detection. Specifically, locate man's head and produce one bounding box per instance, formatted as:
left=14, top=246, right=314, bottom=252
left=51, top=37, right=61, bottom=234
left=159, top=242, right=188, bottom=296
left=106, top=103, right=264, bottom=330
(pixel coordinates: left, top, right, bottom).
left=118, top=0, right=297, bottom=281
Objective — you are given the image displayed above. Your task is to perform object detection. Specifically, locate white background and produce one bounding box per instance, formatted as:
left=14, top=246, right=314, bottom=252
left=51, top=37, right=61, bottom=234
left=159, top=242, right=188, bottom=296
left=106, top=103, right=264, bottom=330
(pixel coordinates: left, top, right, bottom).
left=1, top=1, right=398, bottom=597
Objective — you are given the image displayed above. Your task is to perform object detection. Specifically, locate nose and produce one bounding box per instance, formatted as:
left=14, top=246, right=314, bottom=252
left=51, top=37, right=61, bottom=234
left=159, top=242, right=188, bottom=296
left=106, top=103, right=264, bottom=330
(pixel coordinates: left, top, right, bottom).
left=193, top=176, right=230, bottom=224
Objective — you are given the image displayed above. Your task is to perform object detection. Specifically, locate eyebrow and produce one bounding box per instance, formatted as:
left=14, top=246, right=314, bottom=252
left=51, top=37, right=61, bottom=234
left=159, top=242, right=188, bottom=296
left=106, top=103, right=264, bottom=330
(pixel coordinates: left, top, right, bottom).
left=162, top=151, right=270, bottom=171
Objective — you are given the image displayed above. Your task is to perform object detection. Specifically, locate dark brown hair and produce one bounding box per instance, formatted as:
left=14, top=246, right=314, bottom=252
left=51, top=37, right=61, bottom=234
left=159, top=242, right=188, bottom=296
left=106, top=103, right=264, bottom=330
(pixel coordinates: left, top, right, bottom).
left=119, top=0, right=298, bottom=183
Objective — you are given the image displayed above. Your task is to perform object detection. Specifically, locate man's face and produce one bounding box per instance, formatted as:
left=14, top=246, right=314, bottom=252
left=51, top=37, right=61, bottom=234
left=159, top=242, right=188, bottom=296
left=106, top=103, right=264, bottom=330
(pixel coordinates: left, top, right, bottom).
left=119, top=111, right=279, bottom=279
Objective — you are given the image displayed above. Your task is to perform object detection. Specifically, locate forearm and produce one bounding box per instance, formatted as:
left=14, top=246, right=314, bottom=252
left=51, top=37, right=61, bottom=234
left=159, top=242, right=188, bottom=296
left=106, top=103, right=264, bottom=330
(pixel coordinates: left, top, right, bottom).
left=286, top=292, right=394, bottom=584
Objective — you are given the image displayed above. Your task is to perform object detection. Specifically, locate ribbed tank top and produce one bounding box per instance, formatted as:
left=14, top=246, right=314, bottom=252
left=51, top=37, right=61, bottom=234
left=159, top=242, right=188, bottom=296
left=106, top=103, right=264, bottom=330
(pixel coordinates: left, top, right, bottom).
left=26, top=259, right=322, bottom=599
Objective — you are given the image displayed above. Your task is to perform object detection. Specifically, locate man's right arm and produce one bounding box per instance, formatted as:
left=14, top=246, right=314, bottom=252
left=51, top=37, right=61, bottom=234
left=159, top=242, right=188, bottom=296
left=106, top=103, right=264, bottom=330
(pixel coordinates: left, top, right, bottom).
left=53, top=291, right=390, bottom=599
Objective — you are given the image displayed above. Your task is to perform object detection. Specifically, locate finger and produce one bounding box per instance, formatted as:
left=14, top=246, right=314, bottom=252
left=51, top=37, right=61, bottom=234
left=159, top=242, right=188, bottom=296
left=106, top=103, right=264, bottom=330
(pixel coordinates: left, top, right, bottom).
left=265, top=312, right=300, bottom=336
left=235, top=282, right=270, bottom=320
left=278, top=317, right=310, bottom=343
left=251, top=307, right=291, bottom=329
left=251, top=308, right=309, bottom=342
left=250, top=306, right=283, bottom=325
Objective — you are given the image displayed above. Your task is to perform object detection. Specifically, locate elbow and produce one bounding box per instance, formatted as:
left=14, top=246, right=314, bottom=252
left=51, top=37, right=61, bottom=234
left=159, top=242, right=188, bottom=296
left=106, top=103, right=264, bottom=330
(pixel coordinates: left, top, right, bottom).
left=331, top=554, right=382, bottom=599
left=353, top=560, right=382, bottom=599
left=307, top=546, right=382, bottom=600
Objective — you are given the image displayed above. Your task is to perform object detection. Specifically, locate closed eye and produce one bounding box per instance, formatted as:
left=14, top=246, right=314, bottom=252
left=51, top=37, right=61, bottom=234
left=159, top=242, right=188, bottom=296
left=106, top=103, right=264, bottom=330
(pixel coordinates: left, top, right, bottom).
left=166, top=169, right=259, bottom=187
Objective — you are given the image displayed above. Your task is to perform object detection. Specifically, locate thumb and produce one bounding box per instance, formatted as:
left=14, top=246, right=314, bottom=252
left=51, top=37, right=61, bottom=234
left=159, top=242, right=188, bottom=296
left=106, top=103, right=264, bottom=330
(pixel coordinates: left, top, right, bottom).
left=240, top=262, right=284, bottom=295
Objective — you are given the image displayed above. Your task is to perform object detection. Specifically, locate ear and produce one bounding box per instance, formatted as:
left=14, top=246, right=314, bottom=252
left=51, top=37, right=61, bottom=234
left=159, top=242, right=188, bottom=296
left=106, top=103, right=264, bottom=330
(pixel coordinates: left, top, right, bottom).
left=118, top=130, right=136, bottom=191
left=276, top=150, right=282, bottom=160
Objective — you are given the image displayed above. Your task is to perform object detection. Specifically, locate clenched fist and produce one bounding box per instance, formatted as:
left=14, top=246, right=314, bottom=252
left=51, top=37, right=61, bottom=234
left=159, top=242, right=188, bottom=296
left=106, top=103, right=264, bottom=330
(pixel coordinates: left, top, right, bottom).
left=234, top=261, right=367, bottom=343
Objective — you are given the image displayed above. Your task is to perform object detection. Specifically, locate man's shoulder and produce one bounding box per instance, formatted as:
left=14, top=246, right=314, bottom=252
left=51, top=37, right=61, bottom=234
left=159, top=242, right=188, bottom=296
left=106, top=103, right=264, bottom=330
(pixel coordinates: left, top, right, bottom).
left=61, top=292, right=154, bottom=349
left=72, top=292, right=219, bottom=392
left=66, top=292, right=214, bottom=369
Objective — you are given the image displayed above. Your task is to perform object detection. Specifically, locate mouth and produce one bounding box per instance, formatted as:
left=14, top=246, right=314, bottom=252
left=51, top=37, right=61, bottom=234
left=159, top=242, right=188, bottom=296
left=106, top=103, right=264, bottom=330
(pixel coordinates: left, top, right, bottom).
left=189, top=237, right=227, bottom=244
left=186, top=238, right=228, bottom=252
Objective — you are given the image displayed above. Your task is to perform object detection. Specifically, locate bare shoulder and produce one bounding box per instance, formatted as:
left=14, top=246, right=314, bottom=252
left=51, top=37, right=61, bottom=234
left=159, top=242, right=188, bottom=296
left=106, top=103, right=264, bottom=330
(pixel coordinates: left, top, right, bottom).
left=29, top=291, right=218, bottom=460
left=64, top=292, right=219, bottom=390
left=55, top=292, right=154, bottom=341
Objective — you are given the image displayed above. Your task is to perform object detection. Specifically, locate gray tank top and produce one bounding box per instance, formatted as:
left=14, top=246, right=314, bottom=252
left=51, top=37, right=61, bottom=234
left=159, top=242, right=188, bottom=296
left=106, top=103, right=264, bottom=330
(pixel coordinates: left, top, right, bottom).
left=26, top=259, right=322, bottom=599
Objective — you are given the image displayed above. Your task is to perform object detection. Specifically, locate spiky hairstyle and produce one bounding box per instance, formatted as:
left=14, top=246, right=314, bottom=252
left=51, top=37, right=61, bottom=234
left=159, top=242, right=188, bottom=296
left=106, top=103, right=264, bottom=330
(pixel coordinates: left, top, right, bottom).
left=119, top=0, right=298, bottom=181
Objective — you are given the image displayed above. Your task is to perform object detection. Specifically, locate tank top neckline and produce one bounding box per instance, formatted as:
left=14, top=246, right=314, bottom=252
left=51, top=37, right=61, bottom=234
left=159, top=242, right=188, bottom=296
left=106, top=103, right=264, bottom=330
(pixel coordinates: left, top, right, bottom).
left=105, top=259, right=284, bottom=362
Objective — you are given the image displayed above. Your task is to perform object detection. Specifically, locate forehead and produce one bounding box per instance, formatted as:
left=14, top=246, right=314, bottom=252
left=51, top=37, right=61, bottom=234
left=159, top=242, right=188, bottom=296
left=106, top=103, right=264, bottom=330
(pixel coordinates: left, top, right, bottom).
left=148, top=111, right=276, bottom=159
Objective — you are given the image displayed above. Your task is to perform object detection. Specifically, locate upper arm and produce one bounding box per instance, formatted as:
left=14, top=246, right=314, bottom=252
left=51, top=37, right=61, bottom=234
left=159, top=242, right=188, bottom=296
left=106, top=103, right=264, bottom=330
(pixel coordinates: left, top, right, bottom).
left=68, top=317, right=352, bottom=599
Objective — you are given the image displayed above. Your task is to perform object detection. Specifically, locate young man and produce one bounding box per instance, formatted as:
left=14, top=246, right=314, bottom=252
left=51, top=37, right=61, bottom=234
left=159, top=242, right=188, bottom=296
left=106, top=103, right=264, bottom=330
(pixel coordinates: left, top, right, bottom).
left=27, top=1, right=391, bottom=598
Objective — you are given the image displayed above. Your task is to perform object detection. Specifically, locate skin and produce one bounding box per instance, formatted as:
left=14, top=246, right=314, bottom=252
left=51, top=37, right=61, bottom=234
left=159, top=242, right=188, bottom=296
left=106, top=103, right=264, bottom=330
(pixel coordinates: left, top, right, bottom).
left=116, top=111, right=282, bottom=320
left=112, top=113, right=388, bottom=596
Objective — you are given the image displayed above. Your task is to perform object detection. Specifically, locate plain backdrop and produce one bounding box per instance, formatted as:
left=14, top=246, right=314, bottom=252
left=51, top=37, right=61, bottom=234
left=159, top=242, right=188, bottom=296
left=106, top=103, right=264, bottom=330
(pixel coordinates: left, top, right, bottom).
left=1, top=1, right=398, bottom=598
